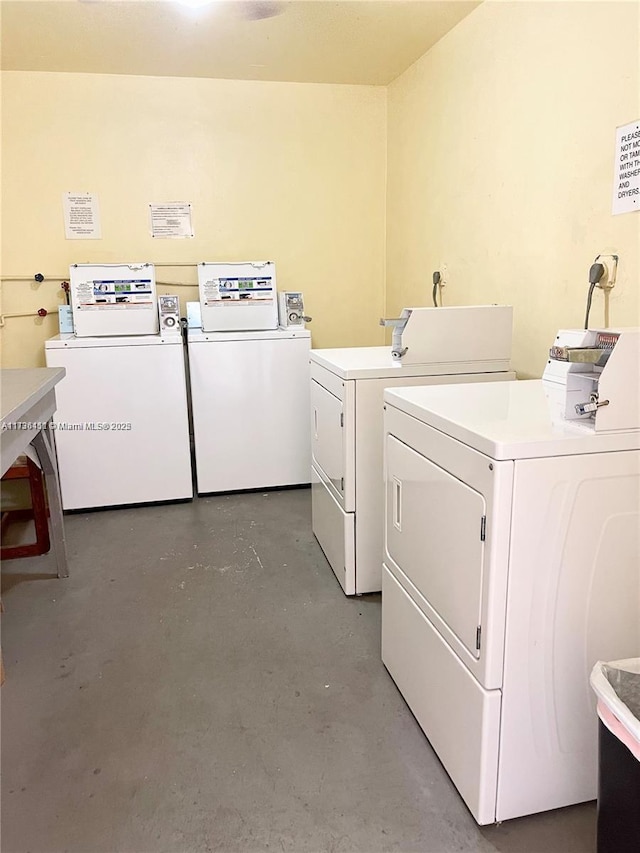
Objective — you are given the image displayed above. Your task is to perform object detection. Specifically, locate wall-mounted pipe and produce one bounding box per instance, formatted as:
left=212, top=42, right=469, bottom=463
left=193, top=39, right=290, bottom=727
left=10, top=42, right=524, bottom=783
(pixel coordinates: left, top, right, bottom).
left=1, top=262, right=210, bottom=282
left=0, top=273, right=65, bottom=282
left=0, top=308, right=52, bottom=328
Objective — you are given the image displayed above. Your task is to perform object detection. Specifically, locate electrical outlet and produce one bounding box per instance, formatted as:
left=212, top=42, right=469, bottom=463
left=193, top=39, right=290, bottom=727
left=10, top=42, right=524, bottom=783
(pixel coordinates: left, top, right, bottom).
left=440, top=263, right=448, bottom=287
left=596, top=254, right=618, bottom=289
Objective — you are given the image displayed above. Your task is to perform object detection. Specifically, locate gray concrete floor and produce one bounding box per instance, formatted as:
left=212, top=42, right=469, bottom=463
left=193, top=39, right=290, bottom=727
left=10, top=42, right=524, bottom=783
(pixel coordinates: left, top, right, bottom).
left=1, top=489, right=595, bottom=853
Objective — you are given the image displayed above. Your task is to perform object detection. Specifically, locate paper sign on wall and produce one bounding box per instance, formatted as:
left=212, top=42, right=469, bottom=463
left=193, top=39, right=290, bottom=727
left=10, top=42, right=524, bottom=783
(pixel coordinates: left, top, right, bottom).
left=612, top=120, right=640, bottom=215
left=63, top=192, right=102, bottom=239
left=149, top=203, right=194, bottom=238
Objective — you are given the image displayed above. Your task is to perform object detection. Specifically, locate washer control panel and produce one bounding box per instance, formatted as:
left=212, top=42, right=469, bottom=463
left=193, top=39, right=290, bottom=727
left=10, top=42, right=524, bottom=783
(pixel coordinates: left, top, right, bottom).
left=278, top=291, right=310, bottom=328
left=158, top=294, right=181, bottom=335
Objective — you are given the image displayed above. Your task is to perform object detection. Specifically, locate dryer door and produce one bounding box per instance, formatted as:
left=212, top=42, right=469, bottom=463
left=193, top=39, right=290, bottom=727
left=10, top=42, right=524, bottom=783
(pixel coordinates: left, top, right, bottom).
left=311, top=378, right=354, bottom=510
left=386, top=435, right=486, bottom=660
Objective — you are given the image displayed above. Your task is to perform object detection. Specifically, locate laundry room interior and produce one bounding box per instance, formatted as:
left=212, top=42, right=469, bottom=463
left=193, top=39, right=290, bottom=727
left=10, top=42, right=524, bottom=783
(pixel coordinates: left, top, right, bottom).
left=1, top=1, right=639, bottom=852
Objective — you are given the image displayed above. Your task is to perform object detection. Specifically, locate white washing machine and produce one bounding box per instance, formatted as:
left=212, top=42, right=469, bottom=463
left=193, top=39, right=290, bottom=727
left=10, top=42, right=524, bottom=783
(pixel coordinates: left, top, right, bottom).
left=188, top=327, right=311, bottom=493
left=44, top=334, right=193, bottom=510
left=381, top=329, right=640, bottom=824
left=310, top=305, right=515, bottom=595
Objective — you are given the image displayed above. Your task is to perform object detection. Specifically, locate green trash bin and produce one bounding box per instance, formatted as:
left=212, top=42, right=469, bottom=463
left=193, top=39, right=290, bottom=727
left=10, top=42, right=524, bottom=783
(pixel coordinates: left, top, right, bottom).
left=590, top=659, right=640, bottom=853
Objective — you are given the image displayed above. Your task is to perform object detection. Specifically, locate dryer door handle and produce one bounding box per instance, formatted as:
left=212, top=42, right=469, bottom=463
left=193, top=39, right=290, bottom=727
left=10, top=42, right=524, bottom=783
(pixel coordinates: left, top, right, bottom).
left=393, top=477, right=402, bottom=531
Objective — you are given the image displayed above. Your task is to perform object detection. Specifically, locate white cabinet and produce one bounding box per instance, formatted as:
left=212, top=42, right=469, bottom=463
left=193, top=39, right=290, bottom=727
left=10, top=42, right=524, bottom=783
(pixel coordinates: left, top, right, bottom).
left=44, top=335, right=192, bottom=510
left=189, top=328, right=311, bottom=493
left=382, top=380, right=640, bottom=824
left=382, top=567, right=502, bottom=825
left=310, top=348, right=515, bottom=596
left=311, top=468, right=355, bottom=593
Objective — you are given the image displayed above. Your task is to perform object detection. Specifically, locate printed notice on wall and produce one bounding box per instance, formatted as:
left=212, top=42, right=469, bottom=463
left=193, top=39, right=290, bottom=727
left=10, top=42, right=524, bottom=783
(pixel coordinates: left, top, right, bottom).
left=63, top=192, right=102, bottom=239
left=149, top=203, right=194, bottom=238
left=612, top=120, right=640, bottom=215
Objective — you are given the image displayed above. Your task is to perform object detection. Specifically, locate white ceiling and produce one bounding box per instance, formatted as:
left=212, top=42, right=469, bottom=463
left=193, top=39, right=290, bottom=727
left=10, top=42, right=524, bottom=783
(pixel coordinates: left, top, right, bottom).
left=0, top=0, right=480, bottom=85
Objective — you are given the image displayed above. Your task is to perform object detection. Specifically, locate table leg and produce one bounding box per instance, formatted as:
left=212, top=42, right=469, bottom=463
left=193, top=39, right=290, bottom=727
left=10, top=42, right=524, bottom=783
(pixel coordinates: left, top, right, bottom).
left=31, top=425, right=69, bottom=579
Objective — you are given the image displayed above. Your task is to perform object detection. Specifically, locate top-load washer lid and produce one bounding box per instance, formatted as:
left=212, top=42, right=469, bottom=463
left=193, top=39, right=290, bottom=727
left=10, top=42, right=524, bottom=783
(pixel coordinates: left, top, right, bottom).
left=383, top=380, right=640, bottom=460
left=309, top=346, right=508, bottom=381
left=44, top=334, right=178, bottom=349
left=187, top=328, right=311, bottom=343
left=310, top=346, right=411, bottom=379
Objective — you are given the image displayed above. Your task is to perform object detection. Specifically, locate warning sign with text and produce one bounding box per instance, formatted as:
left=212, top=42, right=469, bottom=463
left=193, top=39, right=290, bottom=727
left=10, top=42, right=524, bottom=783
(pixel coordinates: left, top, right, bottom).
left=612, top=120, right=640, bottom=215
left=63, top=192, right=102, bottom=239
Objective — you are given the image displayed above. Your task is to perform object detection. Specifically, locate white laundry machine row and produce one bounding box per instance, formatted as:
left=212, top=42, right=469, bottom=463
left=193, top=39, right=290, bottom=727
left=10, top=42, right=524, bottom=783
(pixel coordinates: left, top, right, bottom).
left=381, top=331, right=640, bottom=824
left=310, top=306, right=515, bottom=596
left=44, top=334, right=193, bottom=510
left=188, top=327, right=311, bottom=494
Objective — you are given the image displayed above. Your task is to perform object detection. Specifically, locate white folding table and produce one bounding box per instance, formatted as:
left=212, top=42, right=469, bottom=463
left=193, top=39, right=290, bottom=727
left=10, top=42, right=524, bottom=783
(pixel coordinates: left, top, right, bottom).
left=1, top=368, right=68, bottom=578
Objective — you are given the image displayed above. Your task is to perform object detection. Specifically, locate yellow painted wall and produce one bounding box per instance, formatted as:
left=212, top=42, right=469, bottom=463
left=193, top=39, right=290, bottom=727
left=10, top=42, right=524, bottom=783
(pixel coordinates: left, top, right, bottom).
left=0, top=72, right=387, bottom=367
left=4, top=3, right=639, bottom=377
left=386, top=0, right=640, bottom=378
